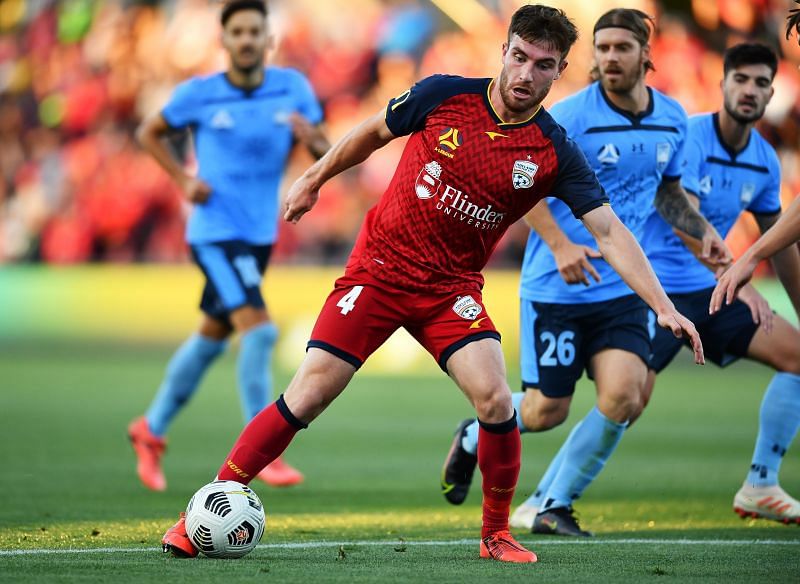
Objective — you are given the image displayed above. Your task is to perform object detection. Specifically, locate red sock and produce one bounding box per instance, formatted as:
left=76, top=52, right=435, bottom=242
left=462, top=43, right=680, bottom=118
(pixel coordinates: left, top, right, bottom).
left=477, top=415, right=521, bottom=538
left=217, top=395, right=307, bottom=484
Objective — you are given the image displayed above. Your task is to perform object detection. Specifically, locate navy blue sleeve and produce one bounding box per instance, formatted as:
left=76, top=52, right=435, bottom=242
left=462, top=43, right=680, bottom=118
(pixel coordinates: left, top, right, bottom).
left=550, top=136, right=609, bottom=219
left=385, top=74, right=471, bottom=137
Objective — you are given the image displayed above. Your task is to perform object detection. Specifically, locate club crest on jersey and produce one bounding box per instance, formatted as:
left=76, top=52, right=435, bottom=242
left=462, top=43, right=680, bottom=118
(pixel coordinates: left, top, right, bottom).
left=452, top=295, right=483, bottom=320
left=656, top=143, right=671, bottom=172
left=512, top=160, right=539, bottom=189
left=415, top=161, right=443, bottom=199
left=740, top=182, right=756, bottom=205
left=210, top=109, right=235, bottom=129
left=436, top=127, right=463, bottom=159
left=597, top=143, right=620, bottom=166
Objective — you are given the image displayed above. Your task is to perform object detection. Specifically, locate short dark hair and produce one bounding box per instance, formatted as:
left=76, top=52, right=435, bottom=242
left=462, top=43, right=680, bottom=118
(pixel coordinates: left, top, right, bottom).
left=723, top=43, right=778, bottom=79
left=593, top=8, right=655, bottom=73
left=787, top=1, right=800, bottom=42
left=508, top=4, right=578, bottom=59
left=221, top=0, right=267, bottom=27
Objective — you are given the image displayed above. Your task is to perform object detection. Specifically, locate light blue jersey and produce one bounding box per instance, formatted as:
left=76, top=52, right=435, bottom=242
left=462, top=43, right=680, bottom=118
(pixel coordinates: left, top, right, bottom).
left=642, top=113, right=781, bottom=293
left=162, top=67, right=323, bottom=245
left=520, top=82, right=687, bottom=303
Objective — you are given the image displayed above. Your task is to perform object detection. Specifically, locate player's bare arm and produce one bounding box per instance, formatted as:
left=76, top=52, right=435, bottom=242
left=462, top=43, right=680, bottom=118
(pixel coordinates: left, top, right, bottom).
left=136, top=112, right=211, bottom=204
left=284, top=110, right=396, bottom=223
left=289, top=113, right=331, bottom=160
left=581, top=204, right=705, bottom=364
left=754, top=211, right=800, bottom=319
left=654, top=178, right=730, bottom=265
left=711, top=196, right=800, bottom=313
left=523, top=200, right=602, bottom=286
left=670, top=194, right=772, bottom=330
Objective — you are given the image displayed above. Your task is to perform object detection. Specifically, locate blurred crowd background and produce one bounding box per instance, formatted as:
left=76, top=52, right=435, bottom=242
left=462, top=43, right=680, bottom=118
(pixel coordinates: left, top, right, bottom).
left=1, top=0, right=799, bottom=269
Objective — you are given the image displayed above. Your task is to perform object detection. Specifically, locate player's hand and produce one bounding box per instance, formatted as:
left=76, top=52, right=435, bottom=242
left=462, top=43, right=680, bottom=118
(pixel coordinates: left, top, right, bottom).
left=552, top=239, right=602, bottom=286
left=657, top=309, right=705, bottom=365
left=284, top=175, right=319, bottom=224
left=736, top=283, right=774, bottom=334
left=699, top=224, right=732, bottom=267
left=181, top=176, right=212, bottom=204
left=710, top=254, right=758, bottom=314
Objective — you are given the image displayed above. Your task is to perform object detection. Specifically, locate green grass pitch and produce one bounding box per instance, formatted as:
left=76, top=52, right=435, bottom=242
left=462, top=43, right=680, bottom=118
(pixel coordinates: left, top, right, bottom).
left=1, top=339, right=798, bottom=582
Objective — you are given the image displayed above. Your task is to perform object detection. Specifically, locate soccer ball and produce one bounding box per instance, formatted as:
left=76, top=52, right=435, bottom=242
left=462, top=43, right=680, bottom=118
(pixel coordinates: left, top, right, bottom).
left=184, top=480, right=266, bottom=558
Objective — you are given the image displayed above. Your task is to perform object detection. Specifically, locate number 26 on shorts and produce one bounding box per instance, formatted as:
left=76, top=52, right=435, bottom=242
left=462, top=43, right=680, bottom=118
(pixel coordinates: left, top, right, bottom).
left=539, top=330, right=576, bottom=366
left=337, top=286, right=364, bottom=315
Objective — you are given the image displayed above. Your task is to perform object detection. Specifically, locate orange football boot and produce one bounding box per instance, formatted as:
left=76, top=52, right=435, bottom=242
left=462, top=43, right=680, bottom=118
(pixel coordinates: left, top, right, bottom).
left=128, top=417, right=167, bottom=491
left=256, top=456, right=304, bottom=487
left=480, top=530, right=538, bottom=563
left=162, top=512, right=198, bottom=558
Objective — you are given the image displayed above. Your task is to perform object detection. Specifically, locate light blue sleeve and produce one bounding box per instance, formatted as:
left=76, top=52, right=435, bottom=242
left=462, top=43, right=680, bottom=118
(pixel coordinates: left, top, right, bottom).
left=679, top=124, right=704, bottom=198
left=289, top=70, right=323, bottom=125
left=547, top=98, right=581, bottom=136
left=161, top=78, right=201, bottom=129
left=663, top=108, right=688, bottom=179
left=748, top=147, right=782, bottom=215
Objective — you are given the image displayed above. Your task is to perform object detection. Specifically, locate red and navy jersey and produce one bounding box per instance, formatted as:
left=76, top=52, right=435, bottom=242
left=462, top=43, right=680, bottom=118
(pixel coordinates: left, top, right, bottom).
left=347, top=74, right=608, bottom=293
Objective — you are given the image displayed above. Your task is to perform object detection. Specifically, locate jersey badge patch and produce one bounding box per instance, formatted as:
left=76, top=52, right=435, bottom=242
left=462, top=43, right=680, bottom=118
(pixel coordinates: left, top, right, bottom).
left=436, top=127, right=463, bottom=158
left=597, top=143, right=620, bottom=166
left=740, top=182, right=756, bottom=205
left=699, top=175, right=713, bottom=196
left=415, top=161, right=443, bottom=200
left=210, top=109, right=235, bottom=130
left=452, top=295, right=483, bottom=320
left=656, top=143, right=671, bottom=172
left=512, top=159, right=539, bottom=189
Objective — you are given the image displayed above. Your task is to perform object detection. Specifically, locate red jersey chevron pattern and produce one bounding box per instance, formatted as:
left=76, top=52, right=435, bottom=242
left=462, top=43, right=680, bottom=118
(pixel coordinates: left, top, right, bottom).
left=346, top=75, right=607, bottom=292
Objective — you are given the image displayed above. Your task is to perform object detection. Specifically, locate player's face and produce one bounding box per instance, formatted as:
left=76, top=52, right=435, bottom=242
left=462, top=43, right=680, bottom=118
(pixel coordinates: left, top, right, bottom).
left=222, top=10, right=271, bottom=74
left=499, top=34, right=567, bottom=115
left=722, top=64, right=774, bottom=125
left=593, top=28, right=648, bottom=94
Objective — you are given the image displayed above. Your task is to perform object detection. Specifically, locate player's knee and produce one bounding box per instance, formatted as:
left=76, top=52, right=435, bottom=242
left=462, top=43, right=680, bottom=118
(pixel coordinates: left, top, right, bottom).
left=519, top=398, right=568, bottom=431
left=598, top=391, right=639, bottom=424
left=473, top=385, right=513, bottom=424
left=775, top=350, right=800, bottom=375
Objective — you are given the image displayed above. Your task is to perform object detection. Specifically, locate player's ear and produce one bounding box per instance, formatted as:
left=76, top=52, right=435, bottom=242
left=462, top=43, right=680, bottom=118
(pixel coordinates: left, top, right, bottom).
left=555, top=59, right=569, bottom=80
left=501, top=42, right=508, bottom=62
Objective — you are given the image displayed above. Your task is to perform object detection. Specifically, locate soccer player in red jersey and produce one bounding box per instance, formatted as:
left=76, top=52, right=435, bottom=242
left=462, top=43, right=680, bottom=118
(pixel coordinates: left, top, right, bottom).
left=162, top=5, right=703, bottom=563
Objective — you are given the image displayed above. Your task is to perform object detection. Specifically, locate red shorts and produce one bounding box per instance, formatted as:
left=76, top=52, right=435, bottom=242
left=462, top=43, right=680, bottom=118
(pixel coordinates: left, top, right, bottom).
left=308, top=265, right=501, bottom=371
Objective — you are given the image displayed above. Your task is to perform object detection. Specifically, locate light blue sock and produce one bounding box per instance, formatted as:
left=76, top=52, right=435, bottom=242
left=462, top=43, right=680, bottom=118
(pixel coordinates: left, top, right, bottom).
left=461, top=392, right=528, bottom=455
left=746, top=372, right=800, bottom=487
left=541, top=406, right=627, bottom=510
left=145, top=334, right=227, bottom=436
left=237, top=322, right=278, bottom=421
left=523, top=419, right=583, bottom=509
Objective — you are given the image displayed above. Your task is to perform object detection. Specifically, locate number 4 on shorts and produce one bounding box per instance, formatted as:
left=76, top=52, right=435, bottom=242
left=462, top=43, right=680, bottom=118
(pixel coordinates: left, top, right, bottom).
left=337, top=286, right=364, bottom=315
